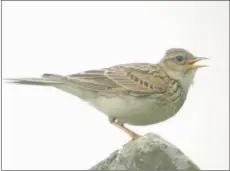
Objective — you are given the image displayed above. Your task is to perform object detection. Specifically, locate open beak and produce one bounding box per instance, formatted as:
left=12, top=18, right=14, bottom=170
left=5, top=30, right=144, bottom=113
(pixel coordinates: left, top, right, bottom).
left=187, top=57, right=209, bottom=69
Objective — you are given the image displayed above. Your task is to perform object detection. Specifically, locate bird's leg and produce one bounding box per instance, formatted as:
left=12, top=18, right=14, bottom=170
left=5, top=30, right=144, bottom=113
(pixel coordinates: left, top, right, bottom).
left=112, top=122, right=140, bottom=140
left=109, top=117, right=140, bottom=140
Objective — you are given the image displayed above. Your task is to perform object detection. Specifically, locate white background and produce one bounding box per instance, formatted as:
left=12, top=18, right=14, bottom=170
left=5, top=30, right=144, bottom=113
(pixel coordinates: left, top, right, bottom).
left=2, top=1, right=229, bottom=170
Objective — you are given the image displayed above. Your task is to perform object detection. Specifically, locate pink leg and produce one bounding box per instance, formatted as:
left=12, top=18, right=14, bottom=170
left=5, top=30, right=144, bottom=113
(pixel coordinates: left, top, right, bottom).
left=111, top=122, right=141, bottom=140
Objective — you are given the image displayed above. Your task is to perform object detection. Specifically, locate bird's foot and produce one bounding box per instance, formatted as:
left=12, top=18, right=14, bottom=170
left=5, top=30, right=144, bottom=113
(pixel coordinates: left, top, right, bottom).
left=131, top=132, right=141, bottom=140
left=122, top=134, right=141, bottom=147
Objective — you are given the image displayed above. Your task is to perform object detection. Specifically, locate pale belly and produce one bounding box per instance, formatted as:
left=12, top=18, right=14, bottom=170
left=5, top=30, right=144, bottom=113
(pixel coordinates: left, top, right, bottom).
left=90, top=93, right=186, bottom=126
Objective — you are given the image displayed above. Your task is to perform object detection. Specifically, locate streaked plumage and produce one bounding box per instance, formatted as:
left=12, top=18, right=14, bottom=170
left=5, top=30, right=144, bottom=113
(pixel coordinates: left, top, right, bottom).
left=5, top=48, right=208, bottom=140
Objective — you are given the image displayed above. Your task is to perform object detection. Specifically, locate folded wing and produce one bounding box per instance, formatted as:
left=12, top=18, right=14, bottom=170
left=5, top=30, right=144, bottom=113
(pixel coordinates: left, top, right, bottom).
left=66, top=63, right=166, bottom=95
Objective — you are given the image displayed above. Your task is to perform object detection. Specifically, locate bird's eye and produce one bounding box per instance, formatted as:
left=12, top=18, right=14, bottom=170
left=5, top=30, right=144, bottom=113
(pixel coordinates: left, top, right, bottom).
left=176, top=55, right=184, bottom=61
left=175, top=55, right=185, bottom=62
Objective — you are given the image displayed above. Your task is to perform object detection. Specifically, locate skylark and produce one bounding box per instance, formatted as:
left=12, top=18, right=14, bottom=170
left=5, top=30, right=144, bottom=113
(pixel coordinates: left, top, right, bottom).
left=5, top=48, right=208, bottom=141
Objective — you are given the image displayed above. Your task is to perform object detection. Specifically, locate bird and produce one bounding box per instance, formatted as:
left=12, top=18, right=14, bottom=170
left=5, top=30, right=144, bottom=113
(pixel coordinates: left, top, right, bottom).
left=5, top=48, right=208, bottom=141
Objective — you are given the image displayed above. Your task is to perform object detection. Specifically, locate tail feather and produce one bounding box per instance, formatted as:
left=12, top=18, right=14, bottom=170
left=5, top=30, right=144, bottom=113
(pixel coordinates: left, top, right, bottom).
left=4, top=73, right=96, bottom=100
left=4, top=74, right=64, bottom=86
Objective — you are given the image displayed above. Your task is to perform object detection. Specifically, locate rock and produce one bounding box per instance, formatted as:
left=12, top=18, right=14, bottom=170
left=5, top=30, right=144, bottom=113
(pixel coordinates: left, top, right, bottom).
left=89, top=133, right=199, bottom=170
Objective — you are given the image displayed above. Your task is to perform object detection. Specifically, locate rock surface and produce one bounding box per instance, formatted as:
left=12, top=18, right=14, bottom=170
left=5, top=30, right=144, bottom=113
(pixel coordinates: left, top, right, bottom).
left=89, top=133, right=199, bottom=170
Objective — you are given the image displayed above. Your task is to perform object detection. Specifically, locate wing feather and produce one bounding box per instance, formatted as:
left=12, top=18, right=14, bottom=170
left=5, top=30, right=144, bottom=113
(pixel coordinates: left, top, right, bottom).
left=65, top=63, right=166, bottom=95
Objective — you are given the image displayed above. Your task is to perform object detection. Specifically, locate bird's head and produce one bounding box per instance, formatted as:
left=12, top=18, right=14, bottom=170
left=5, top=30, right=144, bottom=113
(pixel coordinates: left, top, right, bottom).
left=159, top=48, right=208, bottom=91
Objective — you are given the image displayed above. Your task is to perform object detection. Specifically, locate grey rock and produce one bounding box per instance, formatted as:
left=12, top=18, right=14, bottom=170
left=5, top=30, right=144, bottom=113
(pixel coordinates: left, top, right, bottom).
left=89, top=133, right=199, bottom=170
